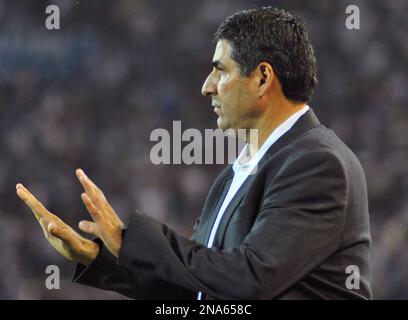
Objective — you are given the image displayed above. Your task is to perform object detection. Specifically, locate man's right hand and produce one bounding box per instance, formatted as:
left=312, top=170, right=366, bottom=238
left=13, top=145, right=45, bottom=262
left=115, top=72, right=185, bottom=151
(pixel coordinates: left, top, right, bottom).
left=16, top=183, right=100, bottom=266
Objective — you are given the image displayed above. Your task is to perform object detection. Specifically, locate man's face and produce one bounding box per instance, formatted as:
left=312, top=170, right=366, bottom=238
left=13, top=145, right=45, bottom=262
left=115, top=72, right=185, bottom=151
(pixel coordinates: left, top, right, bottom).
left=201, top=40, right=260, bottom=131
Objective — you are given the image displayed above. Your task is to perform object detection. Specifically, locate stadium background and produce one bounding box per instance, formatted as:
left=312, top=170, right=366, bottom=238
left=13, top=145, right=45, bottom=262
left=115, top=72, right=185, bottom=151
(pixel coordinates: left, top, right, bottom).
left=0, top=0, right=407, bottom=299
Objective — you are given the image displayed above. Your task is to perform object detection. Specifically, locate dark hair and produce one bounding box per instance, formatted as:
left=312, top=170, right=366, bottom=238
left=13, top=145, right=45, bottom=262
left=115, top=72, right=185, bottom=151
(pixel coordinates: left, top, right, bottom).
left=214, top=7, right=317, bottom=103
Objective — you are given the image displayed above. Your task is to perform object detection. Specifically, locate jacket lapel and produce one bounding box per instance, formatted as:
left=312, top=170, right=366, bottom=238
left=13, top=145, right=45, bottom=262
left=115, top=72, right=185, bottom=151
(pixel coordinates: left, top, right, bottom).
left=210, top=173, right=257, bottom=248
left=196, top=166, right=234, bottom=244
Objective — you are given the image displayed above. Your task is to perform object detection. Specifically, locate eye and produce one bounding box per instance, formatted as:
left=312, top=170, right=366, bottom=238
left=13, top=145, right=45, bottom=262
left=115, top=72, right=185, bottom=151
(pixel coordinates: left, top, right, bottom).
left=216, top=68, right=225, bottom=75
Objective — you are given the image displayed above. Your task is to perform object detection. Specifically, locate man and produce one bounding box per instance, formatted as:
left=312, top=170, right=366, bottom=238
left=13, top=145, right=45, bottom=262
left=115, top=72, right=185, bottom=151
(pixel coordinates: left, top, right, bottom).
left=16, top=7, right=372, bottom=299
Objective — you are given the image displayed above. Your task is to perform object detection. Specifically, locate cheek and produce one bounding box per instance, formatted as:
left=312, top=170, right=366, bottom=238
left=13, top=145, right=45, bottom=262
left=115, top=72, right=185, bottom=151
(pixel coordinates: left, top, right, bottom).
left=218, top=78, right=241, bottom=102
left=217, top=76, right=230, bottom=95
left=220, top=82, right=251, bottom=107
left=217, top=75, right=255, bottom=115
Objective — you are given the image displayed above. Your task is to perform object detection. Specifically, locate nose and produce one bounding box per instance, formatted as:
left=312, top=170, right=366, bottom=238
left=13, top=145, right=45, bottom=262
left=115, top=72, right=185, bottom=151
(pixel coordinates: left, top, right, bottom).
left=201, top=73, right=218, bottom=97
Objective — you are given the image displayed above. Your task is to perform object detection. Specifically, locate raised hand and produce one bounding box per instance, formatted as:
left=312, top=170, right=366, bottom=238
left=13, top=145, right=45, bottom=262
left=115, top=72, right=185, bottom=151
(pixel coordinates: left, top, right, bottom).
left=16, top=183, right=100, bottom=266
left=76, top=169, right=124, bottom=258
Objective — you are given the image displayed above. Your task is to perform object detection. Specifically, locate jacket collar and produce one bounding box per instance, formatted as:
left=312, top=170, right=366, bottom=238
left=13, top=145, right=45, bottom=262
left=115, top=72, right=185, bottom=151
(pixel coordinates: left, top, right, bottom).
left=263, top=108, right=321, bottom=159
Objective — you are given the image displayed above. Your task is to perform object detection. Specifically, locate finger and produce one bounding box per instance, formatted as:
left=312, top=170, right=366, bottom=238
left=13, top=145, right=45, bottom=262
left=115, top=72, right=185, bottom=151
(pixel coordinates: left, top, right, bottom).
left=81, top=192, right=101, bottom=222
left=76, top=169, right=107, bottom=208
left=76, top=169, right=106, bottom=203
left=48, top=222, right=73, bottom=246
left=16, top=183, right=50, bottom=221
left=79, top=220, right=100, bottom=238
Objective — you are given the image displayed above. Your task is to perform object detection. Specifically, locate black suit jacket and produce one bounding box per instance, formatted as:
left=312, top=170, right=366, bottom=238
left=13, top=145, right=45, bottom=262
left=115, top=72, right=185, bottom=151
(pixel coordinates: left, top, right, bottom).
left=73, top=109, right=372, bottom=299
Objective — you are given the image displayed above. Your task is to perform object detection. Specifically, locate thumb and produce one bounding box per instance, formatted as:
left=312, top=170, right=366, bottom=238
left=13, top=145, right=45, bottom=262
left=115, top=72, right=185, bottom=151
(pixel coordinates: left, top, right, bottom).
left=47, top=222, right=56, bottom=234
left=79, top=220, right=100, bottom=238
left=48, top=222, right=73, bottom=245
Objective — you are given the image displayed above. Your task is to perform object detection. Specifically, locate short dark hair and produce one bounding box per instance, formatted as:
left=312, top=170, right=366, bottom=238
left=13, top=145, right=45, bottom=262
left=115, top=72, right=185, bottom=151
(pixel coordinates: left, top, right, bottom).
left=214, top=7, right=317, bottom=103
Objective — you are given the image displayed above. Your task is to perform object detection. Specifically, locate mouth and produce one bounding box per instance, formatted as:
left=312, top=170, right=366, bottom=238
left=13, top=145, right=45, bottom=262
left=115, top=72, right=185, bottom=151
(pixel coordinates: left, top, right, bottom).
left=212, top=101, right=221, bottom=108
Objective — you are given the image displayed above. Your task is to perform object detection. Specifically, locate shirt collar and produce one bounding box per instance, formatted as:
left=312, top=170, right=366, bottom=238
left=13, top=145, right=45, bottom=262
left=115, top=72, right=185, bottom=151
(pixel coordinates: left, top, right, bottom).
left=233, top=105, right=310, bottom=174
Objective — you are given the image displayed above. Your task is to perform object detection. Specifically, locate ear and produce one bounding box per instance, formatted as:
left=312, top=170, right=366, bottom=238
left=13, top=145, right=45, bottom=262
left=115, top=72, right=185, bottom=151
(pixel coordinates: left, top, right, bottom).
left=255, top=62, right=274, bottom=97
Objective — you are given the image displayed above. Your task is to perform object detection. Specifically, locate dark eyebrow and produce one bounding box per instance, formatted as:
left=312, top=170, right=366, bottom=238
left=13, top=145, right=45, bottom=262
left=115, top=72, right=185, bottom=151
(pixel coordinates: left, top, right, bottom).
left=212, top=60, right=225, bottom=69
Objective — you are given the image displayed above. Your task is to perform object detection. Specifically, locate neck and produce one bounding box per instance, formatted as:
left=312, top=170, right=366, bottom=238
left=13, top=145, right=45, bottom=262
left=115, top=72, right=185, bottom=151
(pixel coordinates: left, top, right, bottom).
left=246, top=101, right=306, bottom=157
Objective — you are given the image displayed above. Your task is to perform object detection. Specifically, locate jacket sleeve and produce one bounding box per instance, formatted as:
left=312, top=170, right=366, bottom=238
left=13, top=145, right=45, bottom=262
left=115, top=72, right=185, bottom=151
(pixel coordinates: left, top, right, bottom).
left=72, top=235, right=196, bottom=299
left=113, top=150, right=348, bottom=299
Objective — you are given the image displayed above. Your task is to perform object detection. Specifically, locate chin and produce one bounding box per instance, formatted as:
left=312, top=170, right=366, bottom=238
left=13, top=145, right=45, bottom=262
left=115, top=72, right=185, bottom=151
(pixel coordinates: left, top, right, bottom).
left=217, top=119, right=228, bottom=130
left=217, top=119, right=236, bottom=135
left=216, top=118, right=224, bottom=129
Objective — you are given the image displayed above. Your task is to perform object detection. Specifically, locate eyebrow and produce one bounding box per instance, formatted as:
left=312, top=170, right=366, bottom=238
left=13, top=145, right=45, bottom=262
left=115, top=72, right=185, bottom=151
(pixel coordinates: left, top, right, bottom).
left=212, top=60, right=225, bottom=69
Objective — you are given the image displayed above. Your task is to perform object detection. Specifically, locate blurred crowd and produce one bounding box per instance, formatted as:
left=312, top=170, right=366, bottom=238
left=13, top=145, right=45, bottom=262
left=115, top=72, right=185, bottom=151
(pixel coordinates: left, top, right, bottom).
left=0, top=0, right=407, bottom=299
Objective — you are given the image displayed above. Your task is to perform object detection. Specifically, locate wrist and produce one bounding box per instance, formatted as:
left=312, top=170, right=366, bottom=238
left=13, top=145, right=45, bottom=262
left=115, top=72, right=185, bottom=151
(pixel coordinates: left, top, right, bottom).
left=81, top=242, right=100, bottom=266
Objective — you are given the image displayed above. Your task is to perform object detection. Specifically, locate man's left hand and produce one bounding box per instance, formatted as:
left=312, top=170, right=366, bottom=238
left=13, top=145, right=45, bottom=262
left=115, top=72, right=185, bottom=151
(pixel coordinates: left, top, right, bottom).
left=76, top=169, right=124, bottom=258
